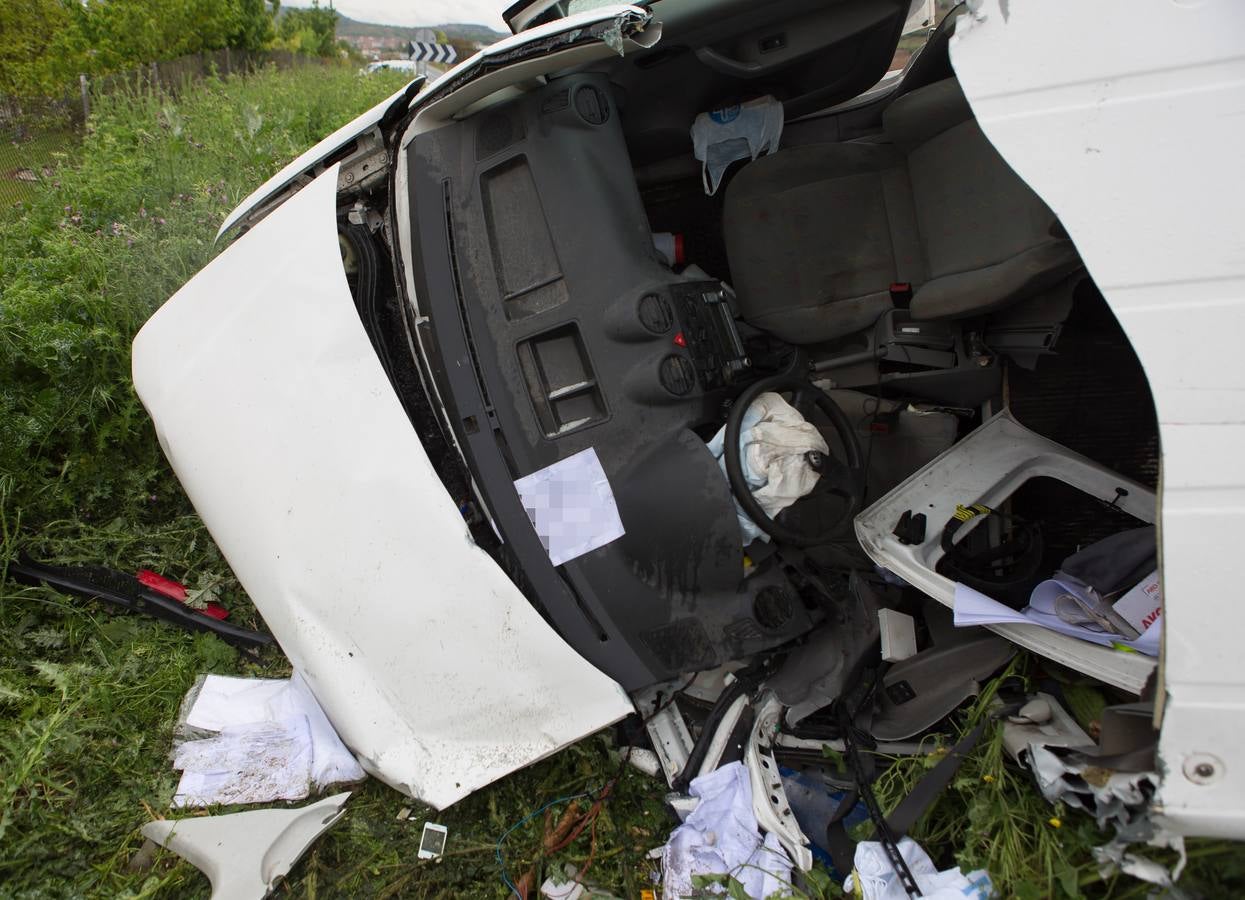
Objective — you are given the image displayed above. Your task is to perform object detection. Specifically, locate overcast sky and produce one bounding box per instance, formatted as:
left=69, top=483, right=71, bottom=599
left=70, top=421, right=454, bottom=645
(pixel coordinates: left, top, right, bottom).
left=286, top=0, right=511, bottom=30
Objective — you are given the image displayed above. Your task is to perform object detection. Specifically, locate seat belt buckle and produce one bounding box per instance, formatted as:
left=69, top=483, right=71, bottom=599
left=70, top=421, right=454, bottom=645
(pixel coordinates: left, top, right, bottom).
left=889, top=282, right=913, bottom=309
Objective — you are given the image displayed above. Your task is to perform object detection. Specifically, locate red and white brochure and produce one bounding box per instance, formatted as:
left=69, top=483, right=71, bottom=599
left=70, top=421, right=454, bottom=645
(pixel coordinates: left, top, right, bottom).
left=1114, top=570, right=1162, bottom=635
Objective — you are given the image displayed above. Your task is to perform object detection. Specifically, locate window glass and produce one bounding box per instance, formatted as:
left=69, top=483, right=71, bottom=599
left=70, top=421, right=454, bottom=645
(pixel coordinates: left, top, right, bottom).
left=889, top=0, right=960, bottom=75
left=844, top=1, right=960, bottom=106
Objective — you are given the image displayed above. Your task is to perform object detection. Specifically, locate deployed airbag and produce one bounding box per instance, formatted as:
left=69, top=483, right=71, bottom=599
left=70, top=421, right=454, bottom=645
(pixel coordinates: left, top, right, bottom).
left=708, top=392, right=827, bottom=543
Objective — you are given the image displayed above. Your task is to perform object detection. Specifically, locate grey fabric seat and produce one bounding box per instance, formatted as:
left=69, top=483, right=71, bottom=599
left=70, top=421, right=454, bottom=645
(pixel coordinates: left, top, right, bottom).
left=723, top=78, right=1081, bottom=344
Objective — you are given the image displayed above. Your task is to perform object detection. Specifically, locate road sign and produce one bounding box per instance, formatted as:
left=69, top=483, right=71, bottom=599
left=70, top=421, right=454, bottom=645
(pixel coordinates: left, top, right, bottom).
left=408, top=41, right=458, bottom=65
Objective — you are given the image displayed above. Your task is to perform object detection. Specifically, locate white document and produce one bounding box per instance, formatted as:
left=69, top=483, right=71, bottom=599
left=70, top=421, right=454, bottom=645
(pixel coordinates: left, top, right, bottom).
left=185, top=674, right=288, bottom=730
left=513, top=447, right=625, bottom=567
left=173, top=717, right=312, bottom=808
left=173, top=673, right=366, bottom=807
left=953, top=582, right=1160, bottom=656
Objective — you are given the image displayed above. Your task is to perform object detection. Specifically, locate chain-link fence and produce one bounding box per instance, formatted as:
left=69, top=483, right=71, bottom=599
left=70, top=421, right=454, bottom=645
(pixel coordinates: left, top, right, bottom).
left=0, top=49, right=332, bottom=209
left=0, top=90, right=82, bottom=207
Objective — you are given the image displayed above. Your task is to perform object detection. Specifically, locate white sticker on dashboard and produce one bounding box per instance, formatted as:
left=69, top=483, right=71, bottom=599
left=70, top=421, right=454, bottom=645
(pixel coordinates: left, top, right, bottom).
left=514, top=447, right=625, bottom=567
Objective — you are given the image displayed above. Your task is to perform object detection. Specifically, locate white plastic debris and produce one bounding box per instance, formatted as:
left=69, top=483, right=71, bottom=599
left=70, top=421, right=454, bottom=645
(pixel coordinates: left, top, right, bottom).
left=661, top=761, right=793, bottom=899
left=707, top=392, right=828, bottom=544
left=1000, top=692, right=1094, bottom=760
left=142, top=791, right=350, bottom=900
left=541, top=863, right=626, bottom=899
left=172, top=674, right=365, bottom=807
left=878, top=608, right=918, bottom=662
left=542, top=875, right=585, bottom=900
left=1026, top=744, right=1156, bottom=834
left=417, top=821, right=448, bottom=860
left=1093, top=830, right=1187, bottom=888
left=844, top=837, right=993, bottom=900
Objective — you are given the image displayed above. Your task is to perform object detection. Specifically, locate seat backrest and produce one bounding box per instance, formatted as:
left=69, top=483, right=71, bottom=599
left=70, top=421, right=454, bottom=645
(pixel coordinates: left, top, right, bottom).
left=883, top=79, right=1081, bottom=319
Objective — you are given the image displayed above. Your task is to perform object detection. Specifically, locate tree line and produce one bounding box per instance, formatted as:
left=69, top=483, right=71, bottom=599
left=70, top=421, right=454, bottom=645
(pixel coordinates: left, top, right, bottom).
left=0, top=0, right=347, bottom=99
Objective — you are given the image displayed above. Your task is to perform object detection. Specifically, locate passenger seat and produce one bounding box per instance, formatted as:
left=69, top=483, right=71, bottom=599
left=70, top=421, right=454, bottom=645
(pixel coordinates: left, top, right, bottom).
left=723, top=78, right=1081, bottom=344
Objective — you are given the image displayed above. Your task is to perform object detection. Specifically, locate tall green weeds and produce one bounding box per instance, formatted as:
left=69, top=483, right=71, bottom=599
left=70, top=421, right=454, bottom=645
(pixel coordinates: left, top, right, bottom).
left=1, top=66, right=409, bottom=531
left=0, top=65, right=410, bottom=896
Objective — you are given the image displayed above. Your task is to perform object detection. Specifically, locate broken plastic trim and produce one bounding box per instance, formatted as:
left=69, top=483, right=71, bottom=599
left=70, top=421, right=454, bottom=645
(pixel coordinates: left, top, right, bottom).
left=142, top=792, right=350, bottom=899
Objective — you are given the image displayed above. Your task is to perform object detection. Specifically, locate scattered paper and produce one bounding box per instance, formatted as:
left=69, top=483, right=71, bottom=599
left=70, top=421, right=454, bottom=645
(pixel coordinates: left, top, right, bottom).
left=953, top=582, right=1159, bottom=656
left=172, top=673, right=365, bottom=807
left=514, top=448, right=625, bottom=567
left=174, top=717, right=312, bottom=807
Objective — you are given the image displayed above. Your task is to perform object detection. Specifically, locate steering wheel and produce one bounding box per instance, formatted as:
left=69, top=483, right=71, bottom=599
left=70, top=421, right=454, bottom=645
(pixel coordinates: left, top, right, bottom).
left=723, top=375, right=866, bottom=548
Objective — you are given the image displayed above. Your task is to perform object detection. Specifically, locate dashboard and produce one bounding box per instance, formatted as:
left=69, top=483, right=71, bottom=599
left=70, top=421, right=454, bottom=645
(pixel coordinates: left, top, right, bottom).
left=404, top=73, right=819, bottom=688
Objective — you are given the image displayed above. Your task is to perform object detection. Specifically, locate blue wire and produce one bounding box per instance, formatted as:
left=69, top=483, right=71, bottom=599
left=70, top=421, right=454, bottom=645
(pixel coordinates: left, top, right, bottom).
left=495, top=791, right=592, bottom=898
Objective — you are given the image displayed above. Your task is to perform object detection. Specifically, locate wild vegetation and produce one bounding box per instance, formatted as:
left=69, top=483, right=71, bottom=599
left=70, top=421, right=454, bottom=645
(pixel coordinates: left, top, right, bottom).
left=1, top=60, right=1242, bottom=899
left=0, top=0, right=344, bottom=100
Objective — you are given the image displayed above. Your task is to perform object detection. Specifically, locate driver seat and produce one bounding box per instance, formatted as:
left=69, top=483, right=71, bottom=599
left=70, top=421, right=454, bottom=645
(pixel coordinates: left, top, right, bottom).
left=723, top=78, right=1081, bottom=344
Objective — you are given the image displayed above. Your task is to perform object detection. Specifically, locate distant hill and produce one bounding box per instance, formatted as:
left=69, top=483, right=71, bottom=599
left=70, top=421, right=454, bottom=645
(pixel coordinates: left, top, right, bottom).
left=334, top=15, right=506, bottom=47
left=435, top=22, right=509, bottom=45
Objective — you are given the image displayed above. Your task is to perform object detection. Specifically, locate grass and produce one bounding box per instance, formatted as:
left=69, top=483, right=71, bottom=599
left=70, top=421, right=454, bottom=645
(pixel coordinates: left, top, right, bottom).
left=1, top=61, right=1243, bottom=899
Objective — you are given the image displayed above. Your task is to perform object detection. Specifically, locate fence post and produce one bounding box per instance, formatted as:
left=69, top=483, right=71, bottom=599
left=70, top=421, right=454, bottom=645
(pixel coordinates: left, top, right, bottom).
left=149, top=61, right=158, bottom=94
left=225, top=46, right=231, bottom=76
left=79, top=74, right=90, bottom=122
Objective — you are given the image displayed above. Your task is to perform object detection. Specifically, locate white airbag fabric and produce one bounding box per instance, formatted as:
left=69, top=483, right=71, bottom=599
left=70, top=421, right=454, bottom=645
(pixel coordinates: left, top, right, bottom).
left=660, top=762, right=793, bottom=899
left=708, top=392, right=828, bottom=544
left=845, top=837, right=993, bottom=900
left=132, top=165, right=633, bottom=809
